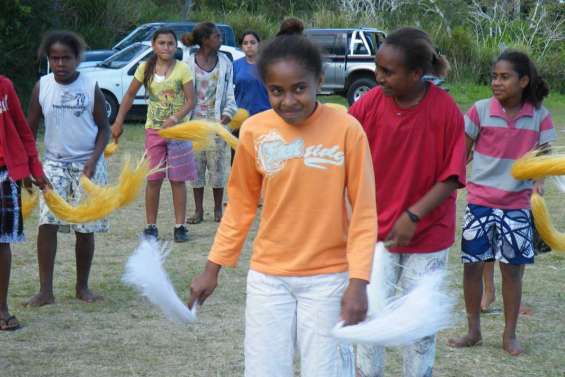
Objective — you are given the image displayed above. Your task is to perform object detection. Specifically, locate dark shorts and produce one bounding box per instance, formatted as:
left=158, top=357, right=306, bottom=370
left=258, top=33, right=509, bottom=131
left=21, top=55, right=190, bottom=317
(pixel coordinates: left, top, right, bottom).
left=461, top=204, right=534, bottom=265
left=0, top=168, right=24, bottom=243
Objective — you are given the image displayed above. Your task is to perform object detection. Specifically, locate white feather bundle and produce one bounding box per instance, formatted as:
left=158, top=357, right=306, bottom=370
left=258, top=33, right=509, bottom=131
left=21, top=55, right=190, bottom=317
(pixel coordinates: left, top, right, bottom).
left=122, top=239, right=197, bottom=324
left=332, top=242, right=455, bottom=346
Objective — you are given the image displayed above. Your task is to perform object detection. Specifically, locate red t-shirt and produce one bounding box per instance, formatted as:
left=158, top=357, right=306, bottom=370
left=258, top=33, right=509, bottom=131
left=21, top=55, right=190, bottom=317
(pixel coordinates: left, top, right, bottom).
left=349, top=84, right=466, bottom=253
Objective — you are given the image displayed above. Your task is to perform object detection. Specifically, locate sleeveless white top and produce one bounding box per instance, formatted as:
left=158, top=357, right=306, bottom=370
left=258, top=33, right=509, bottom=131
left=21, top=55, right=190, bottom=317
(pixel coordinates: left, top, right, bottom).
left=39, top=73, right=99, bottom=163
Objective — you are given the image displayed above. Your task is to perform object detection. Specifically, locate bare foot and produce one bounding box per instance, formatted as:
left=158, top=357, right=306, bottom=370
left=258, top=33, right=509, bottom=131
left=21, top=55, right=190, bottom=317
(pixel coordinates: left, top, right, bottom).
left=76, top=288, right=103, bottom=303
left=519, top=304, right=533, bottom=316
left=187, top=212, right=203, bottom=224
left=480, top=291, right=495, bottom=312
left=503, top=335, right=524, bottom=356
left=448, top=332, right=482, bottom=348
left=24, top=292, right=55, bottom=307
left=214, top=207, right=223, bottom=222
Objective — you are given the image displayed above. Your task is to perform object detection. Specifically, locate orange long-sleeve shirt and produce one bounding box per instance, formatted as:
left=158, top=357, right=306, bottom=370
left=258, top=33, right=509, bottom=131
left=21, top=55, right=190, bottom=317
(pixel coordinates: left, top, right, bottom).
left=208, top=104, right=377, bottom=281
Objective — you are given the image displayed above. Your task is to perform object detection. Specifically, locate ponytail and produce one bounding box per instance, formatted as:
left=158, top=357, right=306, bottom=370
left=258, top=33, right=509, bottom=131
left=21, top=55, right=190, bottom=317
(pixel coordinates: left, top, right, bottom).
left=143, top=54, right=158, bottom=92
left=432, top=49, right=450, bottom=77
left=181, top=22, right=217, bottom=47
left=384, top=27, right=450, bottom=78
left=181, top=32, right=196, bottom=47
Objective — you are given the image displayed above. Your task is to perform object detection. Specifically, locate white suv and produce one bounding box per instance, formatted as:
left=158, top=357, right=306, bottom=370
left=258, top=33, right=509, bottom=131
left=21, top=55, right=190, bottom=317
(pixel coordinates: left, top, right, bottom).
left=79, top=41, right=244, bottom=122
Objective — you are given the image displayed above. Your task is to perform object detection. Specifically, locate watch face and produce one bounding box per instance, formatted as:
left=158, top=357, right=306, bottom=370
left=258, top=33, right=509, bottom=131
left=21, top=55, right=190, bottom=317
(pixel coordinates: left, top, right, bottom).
left=406, top=210, right=420, bottom=223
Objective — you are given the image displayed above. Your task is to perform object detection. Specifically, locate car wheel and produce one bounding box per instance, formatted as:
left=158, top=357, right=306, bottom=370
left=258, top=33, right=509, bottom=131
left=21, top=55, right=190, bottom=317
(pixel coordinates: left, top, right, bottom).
left=346, top=77, right=377, bottom=105
left=103, top=91, right=118, bottom=123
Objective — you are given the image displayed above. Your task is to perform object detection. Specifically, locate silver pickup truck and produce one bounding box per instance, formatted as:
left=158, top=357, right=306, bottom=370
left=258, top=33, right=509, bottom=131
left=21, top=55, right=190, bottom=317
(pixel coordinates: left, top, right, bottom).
left=305, top=28, right=386, bottom=104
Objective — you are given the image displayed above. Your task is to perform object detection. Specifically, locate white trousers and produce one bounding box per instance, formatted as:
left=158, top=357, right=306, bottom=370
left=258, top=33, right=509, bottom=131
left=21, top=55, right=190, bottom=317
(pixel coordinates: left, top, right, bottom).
left=357, top=248, right=449, bottom=377
left=244, top=270, right=354, bottom=377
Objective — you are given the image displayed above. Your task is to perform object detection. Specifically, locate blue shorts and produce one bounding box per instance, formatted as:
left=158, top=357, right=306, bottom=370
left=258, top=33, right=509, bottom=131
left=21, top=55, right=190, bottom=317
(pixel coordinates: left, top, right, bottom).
left=461, top=204, right=534, bottom=265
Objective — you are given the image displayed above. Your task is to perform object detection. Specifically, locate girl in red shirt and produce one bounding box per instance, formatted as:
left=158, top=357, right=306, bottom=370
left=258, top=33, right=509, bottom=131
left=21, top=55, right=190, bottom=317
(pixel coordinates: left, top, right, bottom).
left=349, top=28, right=466, bottom=377
left=0, top=76, right=48, bottom=330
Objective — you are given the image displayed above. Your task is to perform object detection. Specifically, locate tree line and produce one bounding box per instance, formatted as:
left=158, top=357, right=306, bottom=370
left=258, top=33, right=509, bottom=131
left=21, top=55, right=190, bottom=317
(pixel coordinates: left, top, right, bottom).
left=1, top=0, right=563, bottom=101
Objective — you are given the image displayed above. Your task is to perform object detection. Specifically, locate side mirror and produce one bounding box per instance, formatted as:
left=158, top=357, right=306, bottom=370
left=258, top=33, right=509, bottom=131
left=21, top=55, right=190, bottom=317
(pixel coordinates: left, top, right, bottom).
left=128, top=63, right=139, bottom=76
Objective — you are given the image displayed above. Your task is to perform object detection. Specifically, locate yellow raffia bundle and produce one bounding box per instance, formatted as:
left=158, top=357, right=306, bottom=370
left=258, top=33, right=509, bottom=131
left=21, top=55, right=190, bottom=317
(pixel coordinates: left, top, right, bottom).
left=79, top=155, right=150, bottom=208
left=104, top=142, right=119, bottom=158
left=531, top=192, right=565, bottom=253
left=158, top=120, right=239, bottom=150
left=511, top=150, right=565, bottom=180
left=158, top=120, right=215, bottom=151
left=228, top=108, right=250, bottom=130
left=325, top=102, right=348, bottom=112
left=43, top=155, right=151, bottom=224
left=116, top=155, right=151, bottom=207
left=511, top=149, right=565, bottom=253
left=21, top=188, right=39, bottom=220
left=210, top=123, right=239, bottom=150
left=43, top=186, right=120, bottom=224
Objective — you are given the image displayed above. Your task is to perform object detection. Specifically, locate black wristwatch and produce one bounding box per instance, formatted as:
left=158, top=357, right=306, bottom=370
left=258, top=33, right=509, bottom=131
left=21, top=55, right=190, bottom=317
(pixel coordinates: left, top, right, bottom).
left=405, top=209, right=421, bottom=223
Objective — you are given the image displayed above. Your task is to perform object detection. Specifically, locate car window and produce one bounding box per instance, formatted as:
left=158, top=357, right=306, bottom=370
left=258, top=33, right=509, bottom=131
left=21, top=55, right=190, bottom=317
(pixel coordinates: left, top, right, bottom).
left=114, top=25, right=156, bottom=50
left=309, top=34, right=337, bottom=55
left=364, top=32, right=376, bottom=55
left=217, top=26, right=236, bottom=47
left=376, top=32, right=386, bottom=47
left=100, top=43, right=149, bottom=69
left=350, top=31, right=370, bottom=56
left=353, top=42, right=369, bottom=55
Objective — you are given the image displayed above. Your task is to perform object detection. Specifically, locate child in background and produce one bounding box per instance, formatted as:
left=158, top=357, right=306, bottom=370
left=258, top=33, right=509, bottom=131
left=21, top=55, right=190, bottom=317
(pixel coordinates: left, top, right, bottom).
left=349, top=27, right=466, bottom=376
left=188, top=19, right=377, bottom=377
left=182, top=22, right=237, bottom=224
left=0, top=75, right=48, bottom=329
left=233, top=30, right=270, bottom=117
left=112, top=28, right=195, bottom=242
left=232, top=30, right=271, bottom=162
left=448, top=50, right=555, bottom=356
left=26, top=31, right=110, bottom=307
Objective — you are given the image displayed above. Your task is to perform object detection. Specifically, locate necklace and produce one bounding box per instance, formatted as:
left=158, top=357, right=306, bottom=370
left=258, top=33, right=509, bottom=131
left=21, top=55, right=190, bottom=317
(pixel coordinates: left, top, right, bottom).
left=155, top=61, right=174, bottom=78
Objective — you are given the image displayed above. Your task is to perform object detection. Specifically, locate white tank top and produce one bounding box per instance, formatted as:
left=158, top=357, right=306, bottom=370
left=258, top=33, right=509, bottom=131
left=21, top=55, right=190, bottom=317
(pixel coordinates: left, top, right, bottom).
left=39, top=73, right=99, bottom=163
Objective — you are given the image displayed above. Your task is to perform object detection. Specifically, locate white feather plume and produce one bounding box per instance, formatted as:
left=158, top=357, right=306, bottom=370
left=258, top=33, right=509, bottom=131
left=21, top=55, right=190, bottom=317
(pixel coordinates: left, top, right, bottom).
left=122, top=238, right=197, bottom=324
left=332, top=242, right=455, bottom=346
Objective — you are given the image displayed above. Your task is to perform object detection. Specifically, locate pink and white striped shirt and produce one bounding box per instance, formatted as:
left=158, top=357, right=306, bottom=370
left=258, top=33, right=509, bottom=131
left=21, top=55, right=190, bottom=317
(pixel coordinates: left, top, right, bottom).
left=466, top=97, right=556, bottom=209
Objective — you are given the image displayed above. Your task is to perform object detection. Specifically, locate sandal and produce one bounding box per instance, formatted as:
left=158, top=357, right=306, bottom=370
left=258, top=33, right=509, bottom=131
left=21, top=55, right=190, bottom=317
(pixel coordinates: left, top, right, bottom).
left=0, top=315, right=22, bottom=331
left=187, top=213, right=203, bottom=224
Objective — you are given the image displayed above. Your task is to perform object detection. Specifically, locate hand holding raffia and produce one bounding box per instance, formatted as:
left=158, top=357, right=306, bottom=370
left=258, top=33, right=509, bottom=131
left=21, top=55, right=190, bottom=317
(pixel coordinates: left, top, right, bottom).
left=511, top=149, right=565, bottom=253
left=103, top=142, right=119, bottom=158
left=158, top=120, right=239, bottom=150
left=227, top=108, right=249, bottom=130
left=21, top=188, right=39, bottom=220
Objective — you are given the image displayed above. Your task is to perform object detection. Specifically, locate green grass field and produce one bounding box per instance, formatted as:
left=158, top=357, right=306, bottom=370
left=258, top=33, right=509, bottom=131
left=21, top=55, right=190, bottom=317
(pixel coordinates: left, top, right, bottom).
left=2, top=85, right=564, bottom=377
